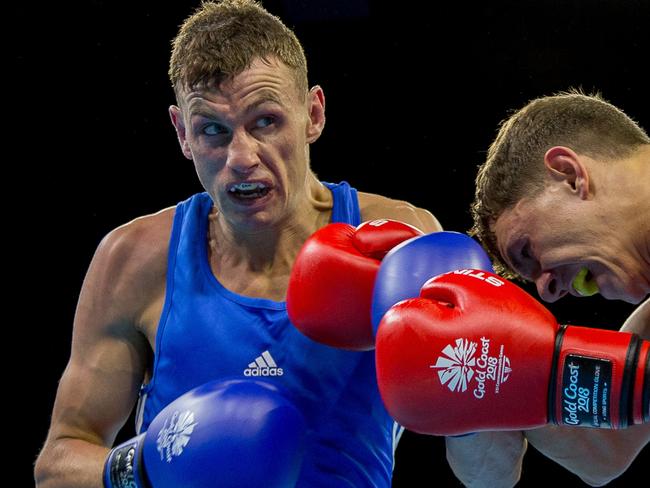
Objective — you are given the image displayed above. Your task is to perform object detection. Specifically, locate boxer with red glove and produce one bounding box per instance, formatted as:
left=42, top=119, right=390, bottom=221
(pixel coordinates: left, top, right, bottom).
left=376, top=269, right=649, bottom=436
left=287, top=219, right=423, bottom=350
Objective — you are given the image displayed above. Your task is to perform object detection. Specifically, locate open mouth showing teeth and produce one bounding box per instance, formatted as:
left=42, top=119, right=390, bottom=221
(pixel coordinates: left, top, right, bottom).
left=228, top=182, right=271, bottom=199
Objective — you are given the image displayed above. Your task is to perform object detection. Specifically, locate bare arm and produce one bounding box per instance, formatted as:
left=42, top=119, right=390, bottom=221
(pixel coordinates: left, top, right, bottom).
left=358, top=192, right=443, bottom=233
left=445, top=432, right=527, bottom=488
left=524, top=299, right=650, bottom=486
left=34, top=212, right=170, bottom=488
left=524, top=424, right=649, bottom=486
left=620, top=297, right=649, bottom=338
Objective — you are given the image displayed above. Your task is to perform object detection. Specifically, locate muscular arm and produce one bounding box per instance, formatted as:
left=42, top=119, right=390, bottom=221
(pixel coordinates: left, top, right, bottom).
left=445, top=432, right=527, bottom=488
left=34, top=210, right=171, bottom=488
left=358, top=192, right=443, bottom=233
left=524, top=299, right=650, bottom=486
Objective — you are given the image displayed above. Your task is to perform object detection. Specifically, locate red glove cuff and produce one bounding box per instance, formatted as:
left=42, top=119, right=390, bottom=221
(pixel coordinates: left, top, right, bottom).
left=550, top=325, right=646, bottom=429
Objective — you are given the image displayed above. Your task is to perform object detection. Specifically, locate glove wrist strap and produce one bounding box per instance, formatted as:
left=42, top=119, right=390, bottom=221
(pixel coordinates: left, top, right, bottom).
left=550, top=326, right=642, bottom=429
left=103, top=433, right=150, bottom=488
left=547, top=325, right=567, bottom=425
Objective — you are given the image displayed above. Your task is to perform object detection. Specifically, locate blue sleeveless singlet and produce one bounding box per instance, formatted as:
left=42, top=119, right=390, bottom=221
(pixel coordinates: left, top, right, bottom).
left=139, top=181, right=399, bottom=487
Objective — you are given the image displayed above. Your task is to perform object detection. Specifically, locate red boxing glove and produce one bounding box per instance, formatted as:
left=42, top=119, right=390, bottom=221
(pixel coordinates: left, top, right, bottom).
left=287, top=219, right=422, bottom=350
left=376, top=269, right=650, bottom=435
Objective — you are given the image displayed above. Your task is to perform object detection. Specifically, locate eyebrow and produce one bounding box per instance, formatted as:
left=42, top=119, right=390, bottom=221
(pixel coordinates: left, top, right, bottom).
left=245, top=91, right=285, bottom=112
left=187, top=91, right=286, bottom=120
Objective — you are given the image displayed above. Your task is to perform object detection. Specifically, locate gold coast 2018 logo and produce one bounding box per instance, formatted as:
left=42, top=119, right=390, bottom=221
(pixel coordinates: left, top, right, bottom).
left=431, top=337, right=512, bottom=399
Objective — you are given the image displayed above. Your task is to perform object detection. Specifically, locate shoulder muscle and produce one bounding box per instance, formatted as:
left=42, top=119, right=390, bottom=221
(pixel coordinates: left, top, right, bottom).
left=358, top=192, right=442, bottom=233
left=80, top=206, right=175, bottom=331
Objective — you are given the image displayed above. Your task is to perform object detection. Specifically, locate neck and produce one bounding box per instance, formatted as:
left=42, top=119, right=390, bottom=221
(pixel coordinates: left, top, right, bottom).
left=628, top=146, right=650, bottom=276
left=208, top=173, right=332, bottom=275
left=618, top=146, right=650, bottom=293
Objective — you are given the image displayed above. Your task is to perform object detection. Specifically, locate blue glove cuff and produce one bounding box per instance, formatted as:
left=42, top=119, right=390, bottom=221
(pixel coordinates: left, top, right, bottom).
left=103, top=433, right=149, bottom=488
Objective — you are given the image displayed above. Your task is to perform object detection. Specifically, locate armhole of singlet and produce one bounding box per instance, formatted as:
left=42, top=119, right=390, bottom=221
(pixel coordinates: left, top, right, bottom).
left=139, top=203, right=185, bottom=397
left=348, top=184, right=361, bottom=226
left=391, top=422, right=405, bottom=470
left=323, top=180, right=361, bottom=226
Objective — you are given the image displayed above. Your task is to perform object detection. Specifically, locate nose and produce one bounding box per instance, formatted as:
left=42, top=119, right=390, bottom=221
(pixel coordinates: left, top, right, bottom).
left=536, top=271, right=568, bottom=303
left=226, top=129, right=260, bottom=175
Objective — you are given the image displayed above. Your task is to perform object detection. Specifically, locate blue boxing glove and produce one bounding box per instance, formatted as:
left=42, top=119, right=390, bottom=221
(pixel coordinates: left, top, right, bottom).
left=372, top=231, right=493, bottom=437
left=104, top=378, right=306, bottom=488
left=371, top=231, right=492, bottom=438
left=371, top=231, right=493, bottom=336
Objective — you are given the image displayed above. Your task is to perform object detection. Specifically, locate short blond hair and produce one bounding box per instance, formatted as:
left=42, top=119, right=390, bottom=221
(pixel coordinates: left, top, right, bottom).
left=169, top=0, right=308, bottom=99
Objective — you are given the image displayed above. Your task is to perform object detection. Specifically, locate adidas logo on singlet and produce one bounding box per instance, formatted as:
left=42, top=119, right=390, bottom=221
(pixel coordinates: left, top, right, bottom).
left=244, top=350, right=284, bottom=377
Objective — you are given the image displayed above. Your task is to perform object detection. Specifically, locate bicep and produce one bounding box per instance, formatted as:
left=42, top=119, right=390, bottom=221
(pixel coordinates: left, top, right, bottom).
left=46, top=231, right=150, bottom=447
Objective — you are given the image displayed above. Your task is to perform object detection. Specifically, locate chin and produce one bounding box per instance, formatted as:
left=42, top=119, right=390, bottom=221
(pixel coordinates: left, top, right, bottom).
left=597, top=267, right=648, bottom=304
left=622, top=290, right=649, bottom=304
left=608, top=282, right=648, bottom=304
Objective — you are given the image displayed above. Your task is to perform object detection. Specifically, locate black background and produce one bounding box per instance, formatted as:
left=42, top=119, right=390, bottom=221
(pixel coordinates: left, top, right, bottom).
left=17, top=0, right=648, bottom=486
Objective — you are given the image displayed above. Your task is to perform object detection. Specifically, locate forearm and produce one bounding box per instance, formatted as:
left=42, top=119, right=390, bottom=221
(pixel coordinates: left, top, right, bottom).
left=524, top=423, right=650, bottom=486
left=35, top=437, right=108, bottom=488
left=445, top=431, right=527, bottom=488
left=620, top=298, right=650, bottom=339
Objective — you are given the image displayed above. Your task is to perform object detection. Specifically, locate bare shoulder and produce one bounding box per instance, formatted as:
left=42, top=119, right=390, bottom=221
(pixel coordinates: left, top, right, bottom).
left=358, top=191, right=442, bottom=233
left=83, top=206, right=176, bottom=328
left=99, top=206, right=175, bottom=276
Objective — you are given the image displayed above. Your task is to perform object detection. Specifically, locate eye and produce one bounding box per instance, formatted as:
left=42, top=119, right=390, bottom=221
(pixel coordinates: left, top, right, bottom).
left=517, top=240, right=541, bottom=280
left=254, top=116, right=275, bottom=129
left=202, top=123, right=229, bottom=136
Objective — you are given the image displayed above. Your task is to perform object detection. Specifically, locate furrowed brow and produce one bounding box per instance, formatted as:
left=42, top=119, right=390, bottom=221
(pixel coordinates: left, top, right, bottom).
left=186, top=91, right=285, bottom=120
left=243, top=92, right=285, bottom=114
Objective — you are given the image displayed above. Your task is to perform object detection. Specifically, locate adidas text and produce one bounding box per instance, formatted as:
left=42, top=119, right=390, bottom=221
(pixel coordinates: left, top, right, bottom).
left=244, top=350, right=284, bottom=377
left=244, top=367, right=284, bottom=377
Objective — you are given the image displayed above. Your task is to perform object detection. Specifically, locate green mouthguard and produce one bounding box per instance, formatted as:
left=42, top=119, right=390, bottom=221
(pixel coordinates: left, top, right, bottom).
left=572, top=267, right=599, bottom=296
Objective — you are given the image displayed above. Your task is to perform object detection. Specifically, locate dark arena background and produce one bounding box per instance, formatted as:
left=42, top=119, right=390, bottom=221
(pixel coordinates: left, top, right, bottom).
left=17, top=0, right=648, bottom=486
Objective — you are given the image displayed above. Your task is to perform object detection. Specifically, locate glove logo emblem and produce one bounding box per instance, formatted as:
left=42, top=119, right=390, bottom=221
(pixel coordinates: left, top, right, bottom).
left=156, top=410, right=198, bottom=462
left=431, top=337, right=512, bottom=398
left=430, top=338, right=478, bottom=392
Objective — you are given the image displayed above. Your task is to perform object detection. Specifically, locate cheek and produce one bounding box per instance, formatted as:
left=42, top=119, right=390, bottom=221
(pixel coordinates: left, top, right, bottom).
left=192, top=153, right=224, bottom=189
left=192, top=160, right=212, bottom=189
left=272, top=135, right=307, bottom=179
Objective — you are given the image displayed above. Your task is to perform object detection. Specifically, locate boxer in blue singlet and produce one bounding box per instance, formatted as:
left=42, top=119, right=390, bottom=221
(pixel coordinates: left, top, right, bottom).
left=138, top=183, right=401, bottom=485
left=35, top=2, right=461, bottom=486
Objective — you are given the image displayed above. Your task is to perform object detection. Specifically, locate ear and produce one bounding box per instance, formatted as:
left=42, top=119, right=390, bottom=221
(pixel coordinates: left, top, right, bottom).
left=543, top=146, right=590, bottom=199
left=305, top=86, right=326, bottom=143
left=169, top=105, right=193, bottom=160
